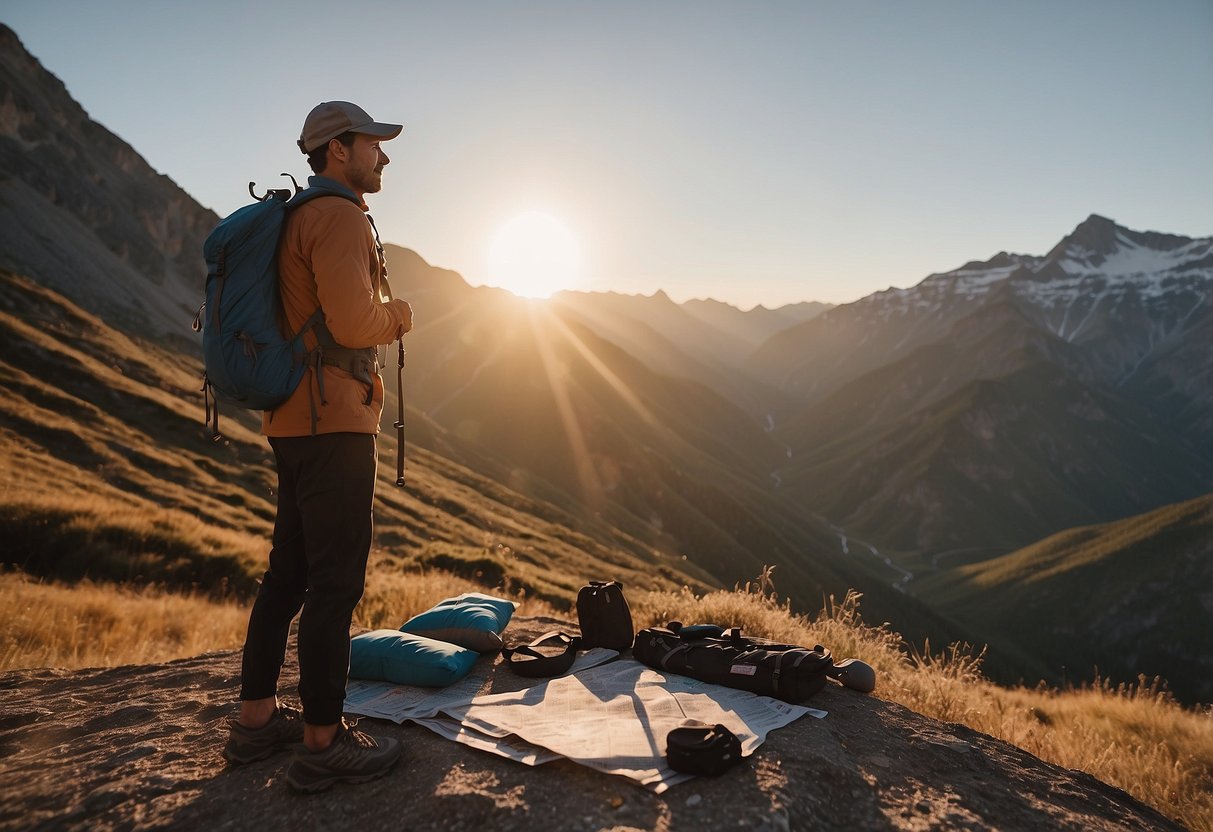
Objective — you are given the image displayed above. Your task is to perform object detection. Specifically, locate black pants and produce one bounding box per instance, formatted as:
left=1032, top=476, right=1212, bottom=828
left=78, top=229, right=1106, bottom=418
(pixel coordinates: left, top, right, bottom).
left=239, top=432, right=377, bottom=725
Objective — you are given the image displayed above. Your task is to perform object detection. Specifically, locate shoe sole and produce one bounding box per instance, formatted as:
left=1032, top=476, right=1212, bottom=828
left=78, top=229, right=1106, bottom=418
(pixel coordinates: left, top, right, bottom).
left=223, top=745, right=276, bottom=765
left=223, top=739, right=302, bottom=766
left=286, top=749, right=403, bottom=793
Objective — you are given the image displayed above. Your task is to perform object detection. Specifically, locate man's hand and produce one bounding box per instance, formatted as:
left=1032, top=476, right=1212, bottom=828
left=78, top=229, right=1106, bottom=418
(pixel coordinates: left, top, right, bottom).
left=394, top=299, right=413, bottom=335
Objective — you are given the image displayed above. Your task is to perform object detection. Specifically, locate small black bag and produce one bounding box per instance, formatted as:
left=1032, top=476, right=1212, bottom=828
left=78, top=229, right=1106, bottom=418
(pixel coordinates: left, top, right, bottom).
left=576, top=580, right=634, bottom=650
left=666, top=722, right=743, bottom=776
left=633, top=623, right=833, bottom=703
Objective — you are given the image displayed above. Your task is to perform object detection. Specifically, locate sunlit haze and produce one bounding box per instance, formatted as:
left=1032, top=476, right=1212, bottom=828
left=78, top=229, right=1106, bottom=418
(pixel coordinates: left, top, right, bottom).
left=5, top=0, right=1210, bottom=308
left=488, top=212, right=582, bottom=298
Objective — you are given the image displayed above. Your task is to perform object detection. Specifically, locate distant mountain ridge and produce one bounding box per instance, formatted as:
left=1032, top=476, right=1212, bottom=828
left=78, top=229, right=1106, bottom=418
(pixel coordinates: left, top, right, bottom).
left=752, top=214, right=1211, bottom=402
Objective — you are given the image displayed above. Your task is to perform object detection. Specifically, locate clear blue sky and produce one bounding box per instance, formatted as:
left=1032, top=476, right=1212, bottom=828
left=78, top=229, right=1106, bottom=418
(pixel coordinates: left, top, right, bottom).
left=5, top=1, right=1211, bottom=308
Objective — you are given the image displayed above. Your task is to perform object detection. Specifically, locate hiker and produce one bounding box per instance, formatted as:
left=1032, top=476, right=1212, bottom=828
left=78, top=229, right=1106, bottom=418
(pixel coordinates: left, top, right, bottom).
left=223, top=101, right=413, bottom=792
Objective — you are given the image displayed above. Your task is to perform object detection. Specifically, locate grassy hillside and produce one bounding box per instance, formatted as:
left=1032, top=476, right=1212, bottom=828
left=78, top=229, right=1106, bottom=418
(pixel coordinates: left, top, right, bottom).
left=913, top=493, right=1213, bottom=703
left=0, top=269, right=714, bottom=608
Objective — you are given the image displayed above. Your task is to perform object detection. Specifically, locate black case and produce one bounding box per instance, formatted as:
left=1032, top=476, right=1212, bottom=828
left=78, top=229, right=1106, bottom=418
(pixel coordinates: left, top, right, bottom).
left=666, top=723, right=743, bottom=776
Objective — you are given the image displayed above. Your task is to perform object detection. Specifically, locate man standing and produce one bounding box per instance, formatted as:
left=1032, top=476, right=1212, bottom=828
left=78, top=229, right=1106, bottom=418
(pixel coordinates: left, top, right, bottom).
left=223, top=101, right=413, bottom=792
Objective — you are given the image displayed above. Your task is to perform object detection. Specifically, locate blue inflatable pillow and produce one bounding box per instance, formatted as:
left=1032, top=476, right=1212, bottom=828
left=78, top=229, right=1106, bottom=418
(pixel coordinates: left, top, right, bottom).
left=399, top=591, right=519, bottom=653
left=348, top=630, right=478, bottom=687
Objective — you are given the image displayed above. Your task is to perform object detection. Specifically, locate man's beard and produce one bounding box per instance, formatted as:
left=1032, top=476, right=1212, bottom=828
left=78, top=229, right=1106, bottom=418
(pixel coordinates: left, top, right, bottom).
left=351, top=163, right=384, bottom=194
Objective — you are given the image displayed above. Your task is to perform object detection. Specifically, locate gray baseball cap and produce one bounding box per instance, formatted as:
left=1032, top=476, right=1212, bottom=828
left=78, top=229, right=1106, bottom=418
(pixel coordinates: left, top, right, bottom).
left=297, top=101, right=403, bottom=154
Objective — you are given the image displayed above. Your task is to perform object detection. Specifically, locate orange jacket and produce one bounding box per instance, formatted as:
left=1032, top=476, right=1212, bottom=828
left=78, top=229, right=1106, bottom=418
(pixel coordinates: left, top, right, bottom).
left=262, top=192, right=410, bottom=436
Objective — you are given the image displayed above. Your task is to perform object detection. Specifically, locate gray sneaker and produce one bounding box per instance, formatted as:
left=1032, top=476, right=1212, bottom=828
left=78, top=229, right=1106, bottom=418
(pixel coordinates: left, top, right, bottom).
left=285, top=720, right=403, bottom=793
left=223, top=703, right=306, bottom=764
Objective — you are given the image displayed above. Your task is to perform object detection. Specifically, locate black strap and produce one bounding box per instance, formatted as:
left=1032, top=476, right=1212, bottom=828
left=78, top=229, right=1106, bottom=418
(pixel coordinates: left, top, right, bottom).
left=501, top=631, right=582, bottom=678
left=201, top=375, right=220, bottom=441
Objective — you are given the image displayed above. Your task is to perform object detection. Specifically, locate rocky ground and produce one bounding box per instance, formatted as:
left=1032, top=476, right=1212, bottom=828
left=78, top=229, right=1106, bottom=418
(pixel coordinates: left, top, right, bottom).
left=0, top=616, right=1181, bottom=831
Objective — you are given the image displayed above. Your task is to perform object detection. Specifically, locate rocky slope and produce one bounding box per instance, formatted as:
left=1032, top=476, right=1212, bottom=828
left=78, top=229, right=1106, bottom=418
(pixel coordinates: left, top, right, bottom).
left=0, top=24, right=216, bottom=342
left=0, top=617, right=1181, bottom=832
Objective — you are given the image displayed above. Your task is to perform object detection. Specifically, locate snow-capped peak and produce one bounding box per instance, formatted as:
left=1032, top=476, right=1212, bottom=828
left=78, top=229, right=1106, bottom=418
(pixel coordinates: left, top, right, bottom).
left=845, top=216, right=1211, bottom=326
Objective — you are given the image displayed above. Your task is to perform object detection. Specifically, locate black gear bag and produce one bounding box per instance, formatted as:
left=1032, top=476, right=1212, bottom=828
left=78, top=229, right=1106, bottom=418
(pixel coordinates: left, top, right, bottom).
left=576, top=580, right=634, bottom=650
left=633, top=622, right=833, bottom=703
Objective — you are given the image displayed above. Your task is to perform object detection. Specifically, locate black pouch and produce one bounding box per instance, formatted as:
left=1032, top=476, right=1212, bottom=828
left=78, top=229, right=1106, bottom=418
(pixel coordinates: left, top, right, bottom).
left=666, top=722, right=743, bottom=776
left=576, top=580, right=634, bottom=650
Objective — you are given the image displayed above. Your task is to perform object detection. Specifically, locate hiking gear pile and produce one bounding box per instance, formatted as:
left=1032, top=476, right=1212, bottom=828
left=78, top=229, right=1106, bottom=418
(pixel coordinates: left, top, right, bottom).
left=633, top=622, right=835, bottom=703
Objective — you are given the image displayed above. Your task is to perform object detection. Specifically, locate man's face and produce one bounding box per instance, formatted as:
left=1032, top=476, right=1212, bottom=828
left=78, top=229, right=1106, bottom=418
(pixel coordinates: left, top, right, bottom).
left=345, top=133, right=390, bottom=195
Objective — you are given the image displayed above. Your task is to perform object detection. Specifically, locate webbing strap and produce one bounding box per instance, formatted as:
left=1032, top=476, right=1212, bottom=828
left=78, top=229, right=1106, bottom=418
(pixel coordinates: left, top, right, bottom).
left=201, top=375, right=220, bottom=441
left=294, top=309, right=378, bottom=434
left=502, top=631, right=581, bottom=678
left=659, top=642, right=690, bottom=670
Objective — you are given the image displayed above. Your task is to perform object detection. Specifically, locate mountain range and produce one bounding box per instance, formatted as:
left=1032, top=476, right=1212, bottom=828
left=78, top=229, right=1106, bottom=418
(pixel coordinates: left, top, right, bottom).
left=1, top=24, right=1209, bottom=702
left=754, top=214, right=1212, bottom=559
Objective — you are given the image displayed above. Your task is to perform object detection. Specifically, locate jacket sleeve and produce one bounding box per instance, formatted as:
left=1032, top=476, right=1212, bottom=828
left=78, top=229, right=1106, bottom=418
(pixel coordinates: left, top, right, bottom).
left=302, top=202, right=411, bottom=348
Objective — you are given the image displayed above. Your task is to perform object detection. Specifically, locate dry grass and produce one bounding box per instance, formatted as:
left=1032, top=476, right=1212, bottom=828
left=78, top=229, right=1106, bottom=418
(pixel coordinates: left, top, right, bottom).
left=633, top=576, right=1213, bottom=832
left=0, top=572, right=250, bottom=670
left=0, top=559, right=563, bottom=674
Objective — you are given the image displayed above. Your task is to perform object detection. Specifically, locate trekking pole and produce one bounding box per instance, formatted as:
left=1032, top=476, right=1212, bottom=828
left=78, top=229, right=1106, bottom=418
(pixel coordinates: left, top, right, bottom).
left=367, top=212, right=407, bottom=488
left=394, top=335, right=406, bottom=487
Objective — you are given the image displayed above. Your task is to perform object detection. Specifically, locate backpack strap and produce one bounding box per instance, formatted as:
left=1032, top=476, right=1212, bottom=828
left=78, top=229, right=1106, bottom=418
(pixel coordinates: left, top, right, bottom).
left=501, top=631, right=582, bottom=678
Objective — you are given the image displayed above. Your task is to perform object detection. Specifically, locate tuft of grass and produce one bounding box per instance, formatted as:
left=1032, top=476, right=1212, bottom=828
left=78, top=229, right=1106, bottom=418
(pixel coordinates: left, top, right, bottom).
left=633, top=574, right=1213, bottom=832
left=354, top=560, right=562, bottom=630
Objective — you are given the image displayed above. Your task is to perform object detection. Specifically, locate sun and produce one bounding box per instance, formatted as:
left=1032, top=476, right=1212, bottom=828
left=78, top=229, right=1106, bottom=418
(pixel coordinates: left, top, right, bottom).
left=487, top=211, right=582, bottom=299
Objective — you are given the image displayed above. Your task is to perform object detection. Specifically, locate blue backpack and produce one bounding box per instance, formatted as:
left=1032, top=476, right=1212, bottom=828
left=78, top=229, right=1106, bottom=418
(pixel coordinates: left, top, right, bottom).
left=193, top=175, right=381, bottom=440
